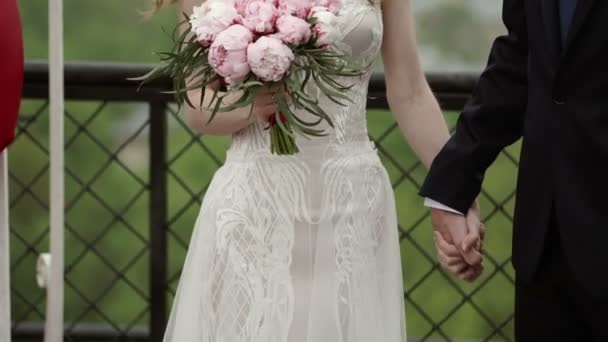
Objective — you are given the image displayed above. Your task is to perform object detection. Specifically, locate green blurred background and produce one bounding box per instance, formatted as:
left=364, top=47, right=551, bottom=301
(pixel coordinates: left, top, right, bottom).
left=9, top=0, right=521, bottom=340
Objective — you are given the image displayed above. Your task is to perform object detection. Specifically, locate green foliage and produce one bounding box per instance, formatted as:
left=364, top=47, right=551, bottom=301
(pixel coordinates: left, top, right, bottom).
left=135, top=18, right=368, bottom=155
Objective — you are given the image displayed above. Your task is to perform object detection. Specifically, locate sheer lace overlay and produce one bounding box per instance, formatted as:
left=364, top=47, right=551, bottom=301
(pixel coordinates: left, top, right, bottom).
left=163, top=1, right=407, bottom=341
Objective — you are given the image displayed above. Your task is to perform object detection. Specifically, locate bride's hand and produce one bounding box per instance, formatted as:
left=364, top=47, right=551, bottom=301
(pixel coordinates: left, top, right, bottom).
left=248, top=85, right=281, bottom=124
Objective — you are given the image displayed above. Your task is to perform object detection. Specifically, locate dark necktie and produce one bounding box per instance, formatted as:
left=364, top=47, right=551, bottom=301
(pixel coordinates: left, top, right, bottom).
left=559, top=0, right=578, bottom=46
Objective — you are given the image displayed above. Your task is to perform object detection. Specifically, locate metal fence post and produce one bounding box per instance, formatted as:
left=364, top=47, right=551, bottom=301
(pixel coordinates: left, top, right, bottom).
left=149, top=101, right=168, bottom=342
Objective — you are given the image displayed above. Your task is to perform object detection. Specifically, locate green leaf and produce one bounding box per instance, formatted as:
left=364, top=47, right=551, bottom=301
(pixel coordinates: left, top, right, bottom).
left=217, top=91, right=255, bottom=112
left=206, top=93, right=224, bottom=125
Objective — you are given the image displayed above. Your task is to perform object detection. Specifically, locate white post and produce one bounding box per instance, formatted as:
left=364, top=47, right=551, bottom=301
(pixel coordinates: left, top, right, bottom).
left=45, top=0, right=64, bottom=341
left=0, top=151, right=11, bottom=342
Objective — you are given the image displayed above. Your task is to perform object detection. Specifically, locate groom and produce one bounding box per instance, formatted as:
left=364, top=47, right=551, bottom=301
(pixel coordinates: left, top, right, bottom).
left=420, top=0, right=608, bottom=340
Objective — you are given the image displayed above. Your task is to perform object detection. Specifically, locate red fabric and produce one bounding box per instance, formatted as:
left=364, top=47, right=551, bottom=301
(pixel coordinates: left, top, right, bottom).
left=0, top=0, right=24, bottom=151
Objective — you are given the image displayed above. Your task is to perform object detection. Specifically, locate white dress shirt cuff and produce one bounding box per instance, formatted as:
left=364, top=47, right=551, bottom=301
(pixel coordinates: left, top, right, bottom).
left=424, top=198, right=464, bottom=215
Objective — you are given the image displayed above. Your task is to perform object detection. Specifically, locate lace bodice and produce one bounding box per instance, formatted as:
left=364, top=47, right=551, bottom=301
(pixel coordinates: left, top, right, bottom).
left=229, top=0, right=384, bottom=155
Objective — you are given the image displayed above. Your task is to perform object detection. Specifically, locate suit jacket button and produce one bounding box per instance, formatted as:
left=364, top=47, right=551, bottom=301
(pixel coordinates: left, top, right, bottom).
left=553, top=97, right=566, bottom=105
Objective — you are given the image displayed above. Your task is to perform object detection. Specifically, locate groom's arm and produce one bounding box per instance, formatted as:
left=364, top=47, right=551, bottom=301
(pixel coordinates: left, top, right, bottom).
left=420, top=0, right=529, bottom=214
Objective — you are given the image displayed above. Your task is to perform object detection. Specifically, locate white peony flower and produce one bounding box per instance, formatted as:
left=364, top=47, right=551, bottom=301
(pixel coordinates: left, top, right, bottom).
left=189, top=0, right=239, bottom=47
left=308, top=6, right=339, bottom=47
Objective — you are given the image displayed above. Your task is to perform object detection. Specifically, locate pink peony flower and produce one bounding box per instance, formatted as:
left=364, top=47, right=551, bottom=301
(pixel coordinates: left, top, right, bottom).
left=247, top=36, right=294, bottom=82
left=208, top=25, right=253, bottom=85
left=241, top=1, right=277, bottom=34
left=275, top=15, right=311, bottom=45
left=276, top=0, right=311, bottom=18
left=308, top=6, right=339, bottom=47
left=189, top=0, right=240, bottom=47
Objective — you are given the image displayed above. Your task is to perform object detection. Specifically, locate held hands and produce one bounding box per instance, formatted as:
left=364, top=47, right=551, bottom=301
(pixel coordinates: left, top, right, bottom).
left=431, top=201, right=485, bottom=282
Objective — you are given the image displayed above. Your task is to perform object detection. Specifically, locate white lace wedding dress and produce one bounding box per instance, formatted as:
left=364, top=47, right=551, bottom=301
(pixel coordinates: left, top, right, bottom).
left=163, top=0, right=407, bottom=341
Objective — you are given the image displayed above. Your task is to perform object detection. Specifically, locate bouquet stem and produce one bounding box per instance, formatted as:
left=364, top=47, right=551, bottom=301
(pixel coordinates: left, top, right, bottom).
left=267, top=112, right=299, bottom=155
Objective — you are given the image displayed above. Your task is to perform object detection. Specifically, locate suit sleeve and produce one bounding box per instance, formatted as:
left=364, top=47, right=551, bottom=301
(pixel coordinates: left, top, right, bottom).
left=419, top=0, right=528, bottom=214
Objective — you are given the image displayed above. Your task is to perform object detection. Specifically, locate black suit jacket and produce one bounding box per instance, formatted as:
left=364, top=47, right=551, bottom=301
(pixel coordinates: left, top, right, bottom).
left=420, top=0, right=608, bottom=297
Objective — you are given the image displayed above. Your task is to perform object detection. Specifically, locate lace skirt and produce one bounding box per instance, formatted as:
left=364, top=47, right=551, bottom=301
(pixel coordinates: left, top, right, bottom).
left=163, top=140, right=407, bottom=342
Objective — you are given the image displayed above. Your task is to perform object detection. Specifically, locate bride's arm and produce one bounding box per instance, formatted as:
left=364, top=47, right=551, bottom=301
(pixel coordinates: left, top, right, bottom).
left=176, top=0, right=277, bottom=135
left=381, top=0, right=484, bottom=272
left=380, top=0, right=450, bottom=169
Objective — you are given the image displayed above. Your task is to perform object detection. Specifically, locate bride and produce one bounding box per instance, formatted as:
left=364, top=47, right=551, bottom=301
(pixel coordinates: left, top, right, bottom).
left=153, top=0, right=472, bottom=341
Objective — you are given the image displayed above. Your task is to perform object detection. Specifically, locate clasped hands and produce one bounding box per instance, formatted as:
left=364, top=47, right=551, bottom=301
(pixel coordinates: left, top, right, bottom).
left=430, top=201, right=485, bottom=282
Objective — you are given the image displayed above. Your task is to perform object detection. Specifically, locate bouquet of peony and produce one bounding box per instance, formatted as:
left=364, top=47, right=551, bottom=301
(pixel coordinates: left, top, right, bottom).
left=136, top=0, right=366, bottom=155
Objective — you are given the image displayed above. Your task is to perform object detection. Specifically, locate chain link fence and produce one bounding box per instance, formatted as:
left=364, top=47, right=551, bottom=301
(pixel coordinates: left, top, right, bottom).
left=7, top=63, right=518, bottom=342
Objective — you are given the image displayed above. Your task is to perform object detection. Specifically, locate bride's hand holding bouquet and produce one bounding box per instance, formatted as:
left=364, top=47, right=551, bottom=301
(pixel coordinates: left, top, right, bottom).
left=135, top=0, right=367, bottom=155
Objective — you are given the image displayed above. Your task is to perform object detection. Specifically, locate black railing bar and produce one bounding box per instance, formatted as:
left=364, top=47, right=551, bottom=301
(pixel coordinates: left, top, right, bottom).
left=12, top=322, right=489, bottom=342
left=149, top=101, right=168, bottom=342
left=25, top=61, right=478, bottom=93
left=13, top=322, right=149, bottom=341
left=23, top=62, right=478, bottom=110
